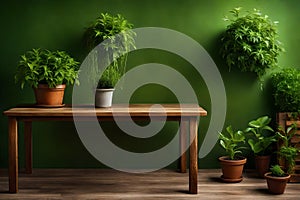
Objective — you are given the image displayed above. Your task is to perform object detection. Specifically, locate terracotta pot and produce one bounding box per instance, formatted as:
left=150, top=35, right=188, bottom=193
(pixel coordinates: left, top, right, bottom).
left=265, top=172, right=290, bottom=194
left=34, top=84, right=66, bottom=106
left=255, top=155, right=271, bottom=178
left=95, top=88, right=115, bottom=107
left=219, top=156, right=247, bottom=182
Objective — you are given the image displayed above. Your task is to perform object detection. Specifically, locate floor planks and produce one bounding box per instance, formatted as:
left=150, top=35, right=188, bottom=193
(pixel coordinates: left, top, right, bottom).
left=0, top=169, right=299, bottom=199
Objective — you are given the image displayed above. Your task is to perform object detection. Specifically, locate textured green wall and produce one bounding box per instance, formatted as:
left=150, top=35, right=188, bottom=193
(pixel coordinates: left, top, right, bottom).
left=1, top=0, right=299, bottom=169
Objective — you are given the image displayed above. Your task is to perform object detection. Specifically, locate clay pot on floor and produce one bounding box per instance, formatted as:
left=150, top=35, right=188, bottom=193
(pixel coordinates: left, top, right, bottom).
left=264, top=172, right=290, bottom=194
left=219, top=156, right=247, bottom=183
left=255, top=155, right=271, bottom=178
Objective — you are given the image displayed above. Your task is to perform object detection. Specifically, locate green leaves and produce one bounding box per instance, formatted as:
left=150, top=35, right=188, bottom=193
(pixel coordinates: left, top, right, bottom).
left=245, top=116, right=276, bottom=156
left=271, top=67, right=300, bottom=112
left=15, top=48, right=79, bottom=88
left=220, top=7, right=284, bottom=78
left=270, top=165, right=286, bottom=177
left=84, top=13, right=136, bottom=88
left=219, top=125, right=246, bottom=160
left=276, top=124, right=299, bottom=174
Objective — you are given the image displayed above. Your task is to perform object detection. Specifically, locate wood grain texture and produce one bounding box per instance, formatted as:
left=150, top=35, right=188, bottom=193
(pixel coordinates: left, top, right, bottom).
left=0, top=169, right=299, bottom=200
left=3, top=104, right=207, bottom=117
left=180, top=120, right=188, bottom=173
left=189, top=117, right=198, bottom=194
left=24, top=121, right=32, bottom=174
left=8, top=117, right=18, bottom=193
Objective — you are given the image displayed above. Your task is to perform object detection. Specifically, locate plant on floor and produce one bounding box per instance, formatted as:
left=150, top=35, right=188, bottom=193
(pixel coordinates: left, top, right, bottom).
left=276, top=124, right=300, bottom=174
left=219, top=125, right=246, bottom=160
left=218, top=125, right=247, bottom=182
left=269, top=164, right=286, bottom=177
left=245, top=116, right=276, bottom=177
left=15, top=48, right=79, bottom=88
left=245, top=116, right=276, bottom=156
left=264, top=164, right=291, bottom=194
left=271, top=67, right=300, bottom=114
left=220, top=7, right=284, bottom=78
left=84, top=13, right=136, bottom=89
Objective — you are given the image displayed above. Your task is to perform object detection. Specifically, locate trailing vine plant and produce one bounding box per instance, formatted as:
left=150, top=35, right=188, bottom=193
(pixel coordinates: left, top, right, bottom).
left=220, top=7, right=284, bottom=78
left=84, top=13, right=136, bottom=88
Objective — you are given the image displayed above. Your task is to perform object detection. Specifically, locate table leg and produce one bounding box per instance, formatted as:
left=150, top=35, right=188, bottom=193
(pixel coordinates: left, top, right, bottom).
left=24, top=121, right=32, bottom=174
left=180, top=120, right=188, bottom=173
left=8, top=117, right=18, bottom=193
left=189, top=117, right=198, bottom=194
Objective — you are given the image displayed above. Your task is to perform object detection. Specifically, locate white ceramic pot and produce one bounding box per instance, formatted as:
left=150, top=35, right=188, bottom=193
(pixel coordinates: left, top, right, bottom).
left=95, top=88, right=115, bottom=107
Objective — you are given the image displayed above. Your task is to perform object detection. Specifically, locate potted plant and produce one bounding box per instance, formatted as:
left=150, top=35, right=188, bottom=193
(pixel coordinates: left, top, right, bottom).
left=271, top=67, right=300, bottom=113
left=264, top=165, right=291, bottom=194
left=276, top=124, right=300, bottom=175
left=84, top=13, right=136, bottom=107
left=220, top=7, right=284, bottom=78
left=271, top=68, right=300, bottom=181
left=218, top=125, right=247, bottom=182
left=15, top=48, right=79, bottom=107
left=245, top=116, right=277, bottom=177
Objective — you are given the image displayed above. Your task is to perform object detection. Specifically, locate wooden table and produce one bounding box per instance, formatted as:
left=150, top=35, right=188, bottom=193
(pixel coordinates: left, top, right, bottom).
left=3, top=104, right=207, bottom=194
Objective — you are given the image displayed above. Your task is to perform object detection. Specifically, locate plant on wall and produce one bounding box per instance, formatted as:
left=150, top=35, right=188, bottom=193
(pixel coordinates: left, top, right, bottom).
left=271, top=67, right=300, bottom=113
left=220, top=7, right=284, bottom=78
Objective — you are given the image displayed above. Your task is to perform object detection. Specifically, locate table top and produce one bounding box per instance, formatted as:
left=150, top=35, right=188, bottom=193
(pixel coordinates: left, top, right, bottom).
left=3, top=104, right=207, bottom=117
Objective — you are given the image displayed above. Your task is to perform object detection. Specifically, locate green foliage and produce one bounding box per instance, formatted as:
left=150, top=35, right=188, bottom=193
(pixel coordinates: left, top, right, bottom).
left=276, top=124, right=300, bottom=174
left=270, top=165, right=286, bottom=177
left=15, top=48, right=79, bottom=88
left=271, top=67, right=300, bottom=112
left=245, top=116, right=276, bottom=156
left=84, top=13, right=136, bottom=88
left=219, top=125, right=246, bottom=160
left=220, top=7, right=284, bottom=78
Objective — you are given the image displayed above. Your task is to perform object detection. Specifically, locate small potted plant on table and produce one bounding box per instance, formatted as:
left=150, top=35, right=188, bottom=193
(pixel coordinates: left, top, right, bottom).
left=84, top=13, right=136, bottom=107
left=219, top=125, right=247, bottom=182
left=264, top=165, right=291, bottom=194
left=245, top=116, right=277, bottom=177
left=15, top=48, right=79, bottom=107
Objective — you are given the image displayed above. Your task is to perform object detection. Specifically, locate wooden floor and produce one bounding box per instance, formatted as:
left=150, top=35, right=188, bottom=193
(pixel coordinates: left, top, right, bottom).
left=0, top=169, right=299, bottom=199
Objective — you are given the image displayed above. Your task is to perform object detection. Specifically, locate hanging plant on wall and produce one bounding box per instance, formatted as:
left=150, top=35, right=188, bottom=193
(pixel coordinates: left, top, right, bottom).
left=220, top=7, right=284, bottom=78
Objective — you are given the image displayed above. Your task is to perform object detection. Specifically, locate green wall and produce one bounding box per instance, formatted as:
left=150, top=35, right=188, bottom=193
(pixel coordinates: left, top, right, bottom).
left=1, top=0, right=300, bottom=169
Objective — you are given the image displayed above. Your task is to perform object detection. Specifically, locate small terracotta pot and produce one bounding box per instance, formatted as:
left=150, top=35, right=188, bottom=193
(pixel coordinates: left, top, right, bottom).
left=34, top=84, right=66, bottom=106
left=219, top=156, right=247, bottom=182
left=255, top=155, right=271, bottom=178
left=265, top=172, right=290, bottom=194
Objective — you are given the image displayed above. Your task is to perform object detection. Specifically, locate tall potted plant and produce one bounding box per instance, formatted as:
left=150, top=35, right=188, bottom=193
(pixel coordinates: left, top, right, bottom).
left=264, top=165, right=291, bottom=194
left=218, top=125, right=247, bottom=182
left=276, top=124, right=299, bottom=175
left=271, top=67, right=300, bottom=182
left=245, top=116, right=277, bottom=177
left=220, top=7, right=284, bottom=79
left=84, top=13, right=136, bottom=107
left=15, top=48, right=79, bottom=107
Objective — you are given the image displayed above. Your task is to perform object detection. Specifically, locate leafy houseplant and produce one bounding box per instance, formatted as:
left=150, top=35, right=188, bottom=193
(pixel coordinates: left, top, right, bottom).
left=218, top=125, right=247, bottom=182
left=15, top=48, right=79, bottom=106
left=245, top=116, right=276, bottom=177
left=276, top=124, right=300, bottom=174
left=220, top=7, right=284, bottom=78
left=84, top=13, right=136, bottom=107
left=271, top=67, right=300, bottom=113
left=264, top=165, right=291, bottom=194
